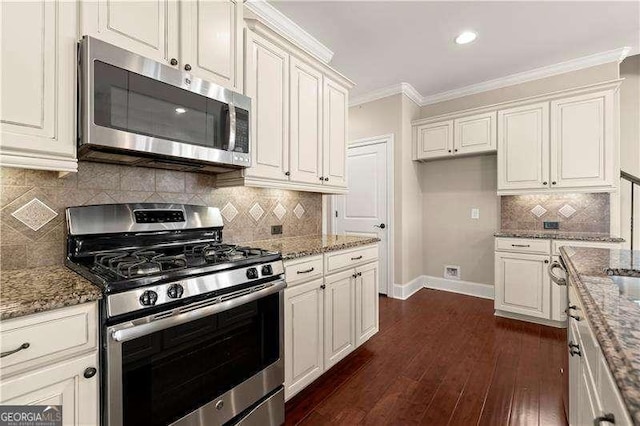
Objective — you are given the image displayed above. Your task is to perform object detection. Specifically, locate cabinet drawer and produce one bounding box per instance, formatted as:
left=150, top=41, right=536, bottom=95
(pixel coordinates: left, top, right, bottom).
left=284, top=255, right=324, bottom=287
left=0, top=302, right=98, bottom=377
left=552, top=240, right=623, bottom=256
left=495, top=238, right=551, bottom=254
left=325, top=245, right=378, bottom=274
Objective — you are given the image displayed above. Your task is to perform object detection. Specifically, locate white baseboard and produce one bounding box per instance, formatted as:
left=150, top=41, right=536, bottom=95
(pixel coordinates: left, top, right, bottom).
left=423, top=275, right=495, bottom=300
left=392, top=276, right=424, bottom=300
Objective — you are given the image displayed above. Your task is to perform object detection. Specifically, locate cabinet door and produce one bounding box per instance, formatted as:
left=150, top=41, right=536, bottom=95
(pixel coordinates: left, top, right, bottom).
left=355, top=262, right=379, bottom=347
left=550, top=91, right=615, bottom=189
left=284, top=279, right=324, bottom=400
left=324, top=270, right=355, bottom=369
left=180, top=0, right=242, bottom=91
left=322, top=78, right=348, bottom=188
left=497, top=102, right=550, bottom=192
left=290, top=58, right=323, bottom=185
left=0, top=353, right=99, bottom=426
left=494, top=252, right=551, bottom=319
left=414, top=121, right=453, bottom=160
left=80, top=0, right=178, bottom=65
left=244, top=31, right=289, bottom=180
left=0, top=0, right=77, bottom=171
left=453, top=112, right=497, bottom=155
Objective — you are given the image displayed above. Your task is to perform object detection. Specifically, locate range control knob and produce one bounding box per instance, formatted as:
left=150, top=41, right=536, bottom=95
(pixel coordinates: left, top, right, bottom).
left=261, top=264, right=273, bottom=276
left=167, top=284, right=184, bottom=299
left=139, top=290, right=158, bottom=306
left=246, top=268, right=259, bottom=279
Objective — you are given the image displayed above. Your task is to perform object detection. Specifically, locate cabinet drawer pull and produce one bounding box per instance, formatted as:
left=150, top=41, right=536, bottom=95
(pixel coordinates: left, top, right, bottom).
left=564, top=305, right=578, bottom=315
left=594, top=413, right=615, bottom=425
left=569, top=313, right=581, bottom=321
left=351, top=255, right=363, bottom=261
left=511, top=244, right=530, bottom=248
left=1, top=342, right=30, bottom=358
left=296, top=267, right=315, bottom=274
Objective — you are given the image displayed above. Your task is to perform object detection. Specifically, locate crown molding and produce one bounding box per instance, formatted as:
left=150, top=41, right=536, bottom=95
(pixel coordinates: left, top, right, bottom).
left=420, top=46, right=631, bottom=105
left=349, top=82, right=422, bottom=107
left=349, top=47, right=631, bottom=108
left=244, top=0, right=334, bottom=64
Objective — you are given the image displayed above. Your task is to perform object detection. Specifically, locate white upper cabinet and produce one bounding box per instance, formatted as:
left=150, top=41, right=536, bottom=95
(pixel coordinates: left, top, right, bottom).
left=290, top=57, right=323, bottom=184
left=497, top=102, right=550, bottom=192
left=0, top=0, right=78, bottom=172
left=550, top=90, right=615, bottom=190
left=454, top=112, right=496, bottom=155
left=180, top=0, right=243, bottom=91
left=322, top=78, right=349, bottom=188
left=414, top=121, right=453, bottom=160
left=244, top=31, right=290, bottom=181
left=80, top=0, right=179, bottom=66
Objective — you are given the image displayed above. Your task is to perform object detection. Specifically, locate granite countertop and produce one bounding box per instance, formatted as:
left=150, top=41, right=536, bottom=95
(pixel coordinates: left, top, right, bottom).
left=560, top=246, right=640, bottom=424
left=1, top=266, right=101, bottom=320
left=243, top=234, right=380, bottom=260
left=495, top=230, right=624, bottom=242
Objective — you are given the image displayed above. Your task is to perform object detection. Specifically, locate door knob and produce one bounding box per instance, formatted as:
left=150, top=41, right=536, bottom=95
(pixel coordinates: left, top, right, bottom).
left=374, top=223, right=386, bottom=229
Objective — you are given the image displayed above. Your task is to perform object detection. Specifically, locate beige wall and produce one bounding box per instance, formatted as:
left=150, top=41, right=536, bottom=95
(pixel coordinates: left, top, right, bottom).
left=421, top=155, right=499, bottom=285
left=419, top=62, right=620, bottom=118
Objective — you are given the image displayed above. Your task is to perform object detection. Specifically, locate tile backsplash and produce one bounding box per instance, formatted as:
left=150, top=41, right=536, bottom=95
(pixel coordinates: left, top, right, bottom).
left=501, top=193, right=610, bottom=233
left=0, top=163, right=322, bottom=270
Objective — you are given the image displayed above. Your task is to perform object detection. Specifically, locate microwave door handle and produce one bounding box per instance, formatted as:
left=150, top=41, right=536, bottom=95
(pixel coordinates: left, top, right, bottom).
left=228, top=103, right=236, bottom=153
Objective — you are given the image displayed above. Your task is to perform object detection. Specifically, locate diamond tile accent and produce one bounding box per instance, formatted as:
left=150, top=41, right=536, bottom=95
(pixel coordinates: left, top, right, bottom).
left=11, top=198, right=58, bottom=231
left=293, top=203, right=305, bottom=219
left=530, top=205, right=547, bottom=218
left=559, top=204, right=577, bottom=218
left=221, top=202, right=239, bottom=222
left=249, top=203, right=265, bottom=222
left=273, top=203, right=287, bottom=221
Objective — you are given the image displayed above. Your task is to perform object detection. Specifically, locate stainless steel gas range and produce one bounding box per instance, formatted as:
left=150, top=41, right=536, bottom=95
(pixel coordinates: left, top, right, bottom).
left=65, top=203, right=285, bottom=426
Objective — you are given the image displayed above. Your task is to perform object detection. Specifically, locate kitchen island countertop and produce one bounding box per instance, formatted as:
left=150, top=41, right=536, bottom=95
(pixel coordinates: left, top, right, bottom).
left=495, top=230, right=624, bottom=242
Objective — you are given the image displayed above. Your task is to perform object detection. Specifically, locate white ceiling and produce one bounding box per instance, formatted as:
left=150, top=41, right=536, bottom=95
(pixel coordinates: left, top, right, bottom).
left=271, top=1, right=640, bottom=99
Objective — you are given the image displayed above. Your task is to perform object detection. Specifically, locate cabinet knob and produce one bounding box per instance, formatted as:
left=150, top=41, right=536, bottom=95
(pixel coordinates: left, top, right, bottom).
left=319, top=176, right=324, bottom=181
left=320, top=284, right=326, bottom=290
left=84, top=367, right=97, bottom=379
left=551, top=181, right=557, bottom=185
left=454, top=149, right=458, bottom=152
left=324, top=177, right=329, bottom=182
left=184, top=64, right=192, bottom=71
left=543, top=181, right=548, bottom=185
left=284, top=171, right=290, bottom=176
left=544, top=259, right=549, bottom=264
left=170, top=58, right=178, bottom=66
left=448, top=150, right=452, bottom=153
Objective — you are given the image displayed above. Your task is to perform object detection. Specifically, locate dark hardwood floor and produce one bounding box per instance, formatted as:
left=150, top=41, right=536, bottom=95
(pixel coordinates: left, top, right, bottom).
left=285, top=289, right=568, bottom=425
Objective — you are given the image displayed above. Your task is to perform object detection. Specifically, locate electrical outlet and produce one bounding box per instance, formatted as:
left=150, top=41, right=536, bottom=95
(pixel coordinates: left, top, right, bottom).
left=544, top=221, right=559, bottom=230
left=471, top=208, right=480, bottom=219
left=271, top=225, right=283, bottom=235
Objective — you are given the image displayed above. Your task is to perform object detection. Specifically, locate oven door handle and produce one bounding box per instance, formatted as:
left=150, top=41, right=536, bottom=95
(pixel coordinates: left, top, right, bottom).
left=111, top=280, right=285, bottom=343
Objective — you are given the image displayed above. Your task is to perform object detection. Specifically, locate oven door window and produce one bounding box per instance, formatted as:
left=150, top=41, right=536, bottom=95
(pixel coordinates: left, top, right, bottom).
left=93, top=61, right=230, bottom=150
left=121, top=293, right=280, bottom=426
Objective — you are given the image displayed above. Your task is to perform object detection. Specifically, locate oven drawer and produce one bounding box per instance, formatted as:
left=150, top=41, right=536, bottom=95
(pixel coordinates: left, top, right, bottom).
left=495, top=237, right=551, bottom=255
left=284, top=255, right=323, bottom=287
left=325, top=245, right=378, bottom=274
left=0, top=302, right=98, bottom=377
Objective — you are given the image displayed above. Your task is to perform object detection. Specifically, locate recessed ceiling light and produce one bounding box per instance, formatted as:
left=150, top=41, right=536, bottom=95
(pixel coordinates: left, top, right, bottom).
left=175, top=107, right=187, bottom=114
left=455, top=31, right=477, bottom=45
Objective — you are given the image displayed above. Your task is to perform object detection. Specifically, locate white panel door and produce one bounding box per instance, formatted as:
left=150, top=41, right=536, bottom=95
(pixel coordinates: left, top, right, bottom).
left=335, top=141, right=388, bottom=294
left=323, top=78, right=348, bottom=188
left=81, top=0, right=179, bottom=65
left=284, top=279, right=324, bottom=400
left=454, top=112, right=497, bottom=155
left=324, top=270, right=355, bottom=369
left=244, top=32, right=289, bottom=180
left=290, top=58, right=323, bottom=184
left=0, top=353, right=99, bottom=426
left=180, top=0, right=242, bottom=91
left=414, top=121, right=453, bottom=159
left=497, top=102, right=550, bottom=191
left=495, top=252, right=551, bottom=319
left=0, top=0, right=77, bottom=167
left=355, top=262, right=379, bottom=347
left=550, top=91, right=615, bottom=189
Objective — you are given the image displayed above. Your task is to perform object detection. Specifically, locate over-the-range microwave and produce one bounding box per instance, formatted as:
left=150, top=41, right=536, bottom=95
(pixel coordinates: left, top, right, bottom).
left=78, top=36, right=251, bottom=173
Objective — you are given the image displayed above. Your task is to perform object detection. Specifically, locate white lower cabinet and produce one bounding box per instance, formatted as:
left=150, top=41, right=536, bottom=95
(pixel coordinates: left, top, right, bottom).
left=0, top=302, right=99, bottom=426
left=283, top=245, right=379, bottom=400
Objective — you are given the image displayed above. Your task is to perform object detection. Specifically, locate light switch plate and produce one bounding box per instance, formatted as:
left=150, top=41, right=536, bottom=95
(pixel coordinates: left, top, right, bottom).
left=471, top=208, right=480, bottom=219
